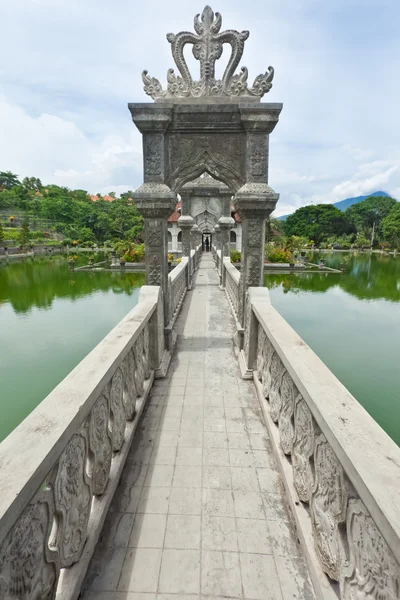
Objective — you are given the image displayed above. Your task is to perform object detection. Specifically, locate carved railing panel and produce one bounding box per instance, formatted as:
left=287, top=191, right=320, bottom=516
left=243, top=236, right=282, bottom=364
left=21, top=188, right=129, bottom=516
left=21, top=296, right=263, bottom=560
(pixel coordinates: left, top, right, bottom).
left=54, top=430, right=92, bottom=567
left=88, top=395, right=112, bottom=496
left=340, top=499, right=400, bottom=599
left=168, top=258, right=189, bottom=324
left=254, top=317, right=400, bottom=598
left=0, top=288, right=161, bottom=600
left=0, top=487, right=60, bottom=600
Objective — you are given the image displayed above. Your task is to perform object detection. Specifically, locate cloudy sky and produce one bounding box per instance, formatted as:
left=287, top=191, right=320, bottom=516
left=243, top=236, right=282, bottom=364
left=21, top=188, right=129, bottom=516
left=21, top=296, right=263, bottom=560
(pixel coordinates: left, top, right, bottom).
left=1, top=0, right=399, bottom=215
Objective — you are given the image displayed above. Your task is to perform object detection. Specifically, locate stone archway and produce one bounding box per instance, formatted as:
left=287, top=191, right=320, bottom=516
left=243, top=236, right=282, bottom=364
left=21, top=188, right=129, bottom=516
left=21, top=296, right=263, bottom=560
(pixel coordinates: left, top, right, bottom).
left=129, top=6, right=282, bottom=324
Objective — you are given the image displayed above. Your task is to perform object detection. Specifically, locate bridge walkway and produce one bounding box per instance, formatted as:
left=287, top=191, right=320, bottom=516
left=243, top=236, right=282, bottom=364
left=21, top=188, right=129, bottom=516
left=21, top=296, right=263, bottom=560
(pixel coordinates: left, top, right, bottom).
left=82, top=253, right=316, bottom=600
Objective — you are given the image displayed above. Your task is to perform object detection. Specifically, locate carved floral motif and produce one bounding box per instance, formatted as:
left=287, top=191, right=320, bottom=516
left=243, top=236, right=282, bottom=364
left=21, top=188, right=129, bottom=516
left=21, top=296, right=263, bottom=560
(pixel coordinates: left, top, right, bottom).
left=340, top=499, right=400, bottom=600
left=110, top=368, right=126, bottom=452
left=0, top=492, right=59, bottom=600
left=148, top=252, right=162, bottom=285
left=243, top=291, right=252, bottom=362
left=278, top=372, right=297, bottom=454
left=123, top=349, right=137, bottom=420
left=88, top=395, right=112, bottom=495
left=269, top=353, right=284, bottom=422
left=143, top=324, right=151, bottom=379
left=256, top=325, right=266, bottom=378
left=261, top=338, right=275, bottom=399
left=54, top=431, right=92, bottom=567
left=134, top=334, right=145, bottom=397
left=142, top=7, right=275, bottom=100
left=144, top=135, right=162, bottom=176
left=311, top=435, right=348, bottom=580
left=146, top=221, right=163, bottom=247
left=292, top=397, right=316, bottom=502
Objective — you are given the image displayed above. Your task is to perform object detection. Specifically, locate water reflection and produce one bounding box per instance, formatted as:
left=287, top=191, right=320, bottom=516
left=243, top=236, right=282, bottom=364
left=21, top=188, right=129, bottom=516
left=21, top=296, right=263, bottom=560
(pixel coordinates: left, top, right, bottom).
left=265, top=252, right=400, bottom=303
left=0, top=256, right=145, bottom=314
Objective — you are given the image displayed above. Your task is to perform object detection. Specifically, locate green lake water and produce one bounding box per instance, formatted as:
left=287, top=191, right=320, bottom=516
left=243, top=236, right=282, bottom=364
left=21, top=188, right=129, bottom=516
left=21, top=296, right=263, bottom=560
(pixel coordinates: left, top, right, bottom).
left=0, top=256, right=145, bottom=442
left=264, top=252, right=400, bottom=446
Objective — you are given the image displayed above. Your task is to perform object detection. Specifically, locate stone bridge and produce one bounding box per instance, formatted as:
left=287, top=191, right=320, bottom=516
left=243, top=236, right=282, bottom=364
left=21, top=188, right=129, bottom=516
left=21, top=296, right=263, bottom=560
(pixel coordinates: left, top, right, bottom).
left=1, top=6, right=400, bottom=600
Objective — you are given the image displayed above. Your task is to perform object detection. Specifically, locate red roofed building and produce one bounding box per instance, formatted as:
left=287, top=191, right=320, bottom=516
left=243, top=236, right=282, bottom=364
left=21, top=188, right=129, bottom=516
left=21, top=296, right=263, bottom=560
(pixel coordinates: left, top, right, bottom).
left=89, top=194, right=115, bottom=203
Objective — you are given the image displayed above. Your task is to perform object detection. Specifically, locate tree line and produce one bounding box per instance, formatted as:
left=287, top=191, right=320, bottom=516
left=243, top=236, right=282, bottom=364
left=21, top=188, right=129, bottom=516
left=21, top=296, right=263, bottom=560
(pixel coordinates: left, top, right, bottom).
left=0, top=170, right=144, bottom=246
left=283, top=195, right=400, bottom=249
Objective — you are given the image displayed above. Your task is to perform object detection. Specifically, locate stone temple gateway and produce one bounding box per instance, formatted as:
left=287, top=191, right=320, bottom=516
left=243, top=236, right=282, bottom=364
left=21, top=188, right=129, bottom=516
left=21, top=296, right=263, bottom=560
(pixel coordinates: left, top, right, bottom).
left=129, top=5, right=282, bottom=324
left=1, top=6, right=399, bottom=600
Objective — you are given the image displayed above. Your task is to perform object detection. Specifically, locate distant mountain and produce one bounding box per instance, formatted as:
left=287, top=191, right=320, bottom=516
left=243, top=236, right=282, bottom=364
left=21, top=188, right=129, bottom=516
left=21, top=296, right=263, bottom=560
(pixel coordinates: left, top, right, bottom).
left=276, top=191, right=390, bottom=221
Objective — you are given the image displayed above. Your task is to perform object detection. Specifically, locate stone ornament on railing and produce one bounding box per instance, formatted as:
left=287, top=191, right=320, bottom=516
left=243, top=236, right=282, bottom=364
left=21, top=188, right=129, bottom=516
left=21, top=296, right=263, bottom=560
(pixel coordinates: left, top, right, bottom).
left=341, top=499, right=400, bottom=599
left=54, top=431, right=92, bottom=567
left=255, top=322, right=400, bottom=598
left=0, top=488, right=60, bottom=600
left=142, top=6, right=274, bottom=101
left=88, top=395, right=112, bottom=496
left=0, top=316, right=153, bottom=600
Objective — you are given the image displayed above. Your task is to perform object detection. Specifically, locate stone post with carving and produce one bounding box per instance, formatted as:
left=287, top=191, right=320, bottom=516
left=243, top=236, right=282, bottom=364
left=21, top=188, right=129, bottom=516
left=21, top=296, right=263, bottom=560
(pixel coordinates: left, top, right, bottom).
left=234, top=186, right=278, bottom=325
left=178, top=215, right=195, bottom=288
left=191, top=224, right=200, bottom=270
left=218, top=216, right=235, bottom=288
left=129, top=106, right=177, bottom=327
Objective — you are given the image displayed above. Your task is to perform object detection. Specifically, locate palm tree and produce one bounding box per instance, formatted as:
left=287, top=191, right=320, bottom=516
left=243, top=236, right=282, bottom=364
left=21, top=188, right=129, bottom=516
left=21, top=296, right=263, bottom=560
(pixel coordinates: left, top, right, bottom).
left=0, top=171, right=20, bottom=190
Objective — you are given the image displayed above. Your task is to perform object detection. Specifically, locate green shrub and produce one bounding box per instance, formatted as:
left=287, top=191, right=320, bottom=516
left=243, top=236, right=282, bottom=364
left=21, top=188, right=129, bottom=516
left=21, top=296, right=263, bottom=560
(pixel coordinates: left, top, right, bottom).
left=61, top=238, right=72, bottom=247
left=266, top=247, right=293, bottom=263
left=230, top=249, right=241, bottom=263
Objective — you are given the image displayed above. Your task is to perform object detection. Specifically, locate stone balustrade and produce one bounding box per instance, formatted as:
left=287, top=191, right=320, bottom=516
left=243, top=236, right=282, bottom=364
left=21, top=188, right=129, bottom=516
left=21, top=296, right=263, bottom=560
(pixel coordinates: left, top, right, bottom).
left=168, top=257, right=189, bottom=326
left=224, top=257, right=240, bottom=319
left=240, top=286, right=400, bottom=599
left=0, top=286, right=165, bottom=600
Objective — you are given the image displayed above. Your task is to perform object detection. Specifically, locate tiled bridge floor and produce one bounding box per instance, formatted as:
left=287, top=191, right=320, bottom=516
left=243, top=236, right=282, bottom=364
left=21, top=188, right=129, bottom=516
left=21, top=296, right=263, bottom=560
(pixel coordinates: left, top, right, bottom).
left=83, top=253, right=316, bottom=600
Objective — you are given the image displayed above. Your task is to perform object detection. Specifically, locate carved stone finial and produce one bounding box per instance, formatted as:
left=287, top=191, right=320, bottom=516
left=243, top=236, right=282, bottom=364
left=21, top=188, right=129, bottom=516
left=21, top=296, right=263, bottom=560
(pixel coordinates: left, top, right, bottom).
left=142, top=6, right=275, bottom=102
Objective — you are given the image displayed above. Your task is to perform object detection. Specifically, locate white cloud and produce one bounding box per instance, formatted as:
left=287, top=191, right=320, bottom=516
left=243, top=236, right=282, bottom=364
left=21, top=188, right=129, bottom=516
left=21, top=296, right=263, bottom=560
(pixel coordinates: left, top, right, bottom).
left=0, top=0, right=399, bottom=203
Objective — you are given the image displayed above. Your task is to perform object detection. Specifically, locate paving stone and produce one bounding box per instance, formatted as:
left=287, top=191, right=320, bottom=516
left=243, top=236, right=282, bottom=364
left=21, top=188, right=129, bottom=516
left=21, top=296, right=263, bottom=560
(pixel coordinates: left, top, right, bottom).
left=240, top=552, right=283, bottom=599
left=202, top=515, right=238, bottom=551
left=236, top=518, right=273, bottom=554
left=203, top=488, right=235, bottom=517
left=137, top=487, right=170, bottom=514
left=118, top=548, right=162, bottom=593
left=164, top=514, right=201, bottom=549
left=201, top=550, right=242, bottom=597
left=159, top=549, right=200, bottom=594
left=168, top=487, right=202, bottom=515
left=233, top=490, right=266, bottom=520
left=129, top=513, right=167, bottom=548
left=83, top=256, right=315, bottom=600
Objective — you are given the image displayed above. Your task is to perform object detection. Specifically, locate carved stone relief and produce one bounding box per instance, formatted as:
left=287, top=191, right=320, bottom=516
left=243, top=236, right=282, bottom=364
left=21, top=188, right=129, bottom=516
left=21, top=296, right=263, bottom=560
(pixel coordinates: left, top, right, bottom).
left=110, top=368, right=126, bottom=452
left=311, top=434, right=349, bottom=581
left=256, top=325, right=266, bottom=378
left=144, top=134, right=162, bottom=177
left=249, top=137, right=267, bottom=178
left=134, top=334, right=145, bottom=397
left=146, top=220, right=163, bottom=246
left=247, top=219, right=263, bottom=247
left=0, top=491, right=59, bottom=600
left=148, top=252, right=162, bottom=285
left=292, top=397, right=316, bottom=503
left=278, top=372, right=297, bottom=454
left=122, top=349, right=137, bottom=420
left=269, top=353, right=284, bottom=422
left=143, top=324, right=151, bottom=379
left=142, top=7, right=275, bottom=101
left=54, top=430, right=92, bottom=567
left=340, top=499, right=400, bottom=600
left=88, top=395, right=112, bottom=495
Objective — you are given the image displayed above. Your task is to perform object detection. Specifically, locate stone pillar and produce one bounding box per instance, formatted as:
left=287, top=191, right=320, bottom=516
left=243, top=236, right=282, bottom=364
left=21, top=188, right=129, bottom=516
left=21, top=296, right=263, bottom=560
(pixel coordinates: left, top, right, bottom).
left=135, top=193, right=176, bottom=327
left=191, top=224, right=200, bottom=270
left=178, top=215, right=194, bottom=288
left=218, top=216, right=235, bottom=288
left=234, top=185, right=278, bottom=325
left=213, top=224, right=221, bottom=278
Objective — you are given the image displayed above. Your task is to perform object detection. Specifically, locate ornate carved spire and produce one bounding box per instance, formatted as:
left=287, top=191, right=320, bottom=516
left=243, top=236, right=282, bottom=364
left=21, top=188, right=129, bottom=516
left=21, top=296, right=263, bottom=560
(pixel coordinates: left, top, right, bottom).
left=142, top=6, right=275, bottom=102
